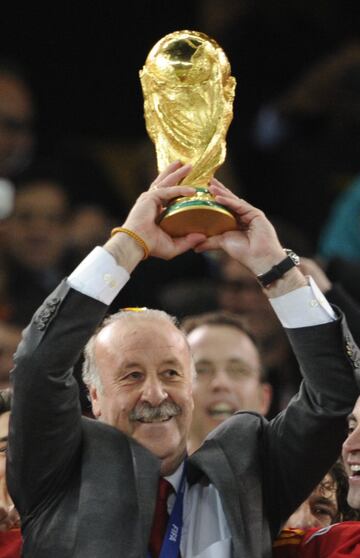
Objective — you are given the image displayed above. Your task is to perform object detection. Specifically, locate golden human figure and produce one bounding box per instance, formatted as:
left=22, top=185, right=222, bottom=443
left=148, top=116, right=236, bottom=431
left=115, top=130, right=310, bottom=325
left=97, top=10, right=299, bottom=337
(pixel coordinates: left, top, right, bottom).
left=140, top=30, right=237, bottom=237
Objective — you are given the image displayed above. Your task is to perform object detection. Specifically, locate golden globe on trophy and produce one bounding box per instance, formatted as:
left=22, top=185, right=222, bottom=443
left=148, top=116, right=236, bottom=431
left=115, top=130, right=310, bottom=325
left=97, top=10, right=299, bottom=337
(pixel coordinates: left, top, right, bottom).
left=139, top=30, right=237, bottom=237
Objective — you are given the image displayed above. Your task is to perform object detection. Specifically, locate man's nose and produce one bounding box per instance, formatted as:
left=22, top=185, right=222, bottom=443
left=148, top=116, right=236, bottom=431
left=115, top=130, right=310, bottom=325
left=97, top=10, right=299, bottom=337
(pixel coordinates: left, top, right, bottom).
left=209, top=369, right=232, bottom=391
left=343, top=426, right=360, bottom=455
left=286, top=503, right=319, bottom=530
left=140, top=377, right=168, bottom=406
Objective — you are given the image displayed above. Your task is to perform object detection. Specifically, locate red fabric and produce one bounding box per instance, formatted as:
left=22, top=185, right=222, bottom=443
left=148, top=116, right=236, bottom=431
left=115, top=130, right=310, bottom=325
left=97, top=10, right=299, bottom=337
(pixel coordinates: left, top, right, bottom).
left=273, top=523, right=360, bottom=558
left=302, top=522, right=360, bottom=557
left=148, top=478, right=172, bottom=558
left=0, top=528, right=22, bottom=558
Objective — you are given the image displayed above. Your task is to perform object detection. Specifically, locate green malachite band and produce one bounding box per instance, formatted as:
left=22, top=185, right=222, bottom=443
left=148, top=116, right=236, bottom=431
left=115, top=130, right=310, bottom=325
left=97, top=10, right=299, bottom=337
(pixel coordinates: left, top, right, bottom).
left=160, top=185, right=235, bottom=220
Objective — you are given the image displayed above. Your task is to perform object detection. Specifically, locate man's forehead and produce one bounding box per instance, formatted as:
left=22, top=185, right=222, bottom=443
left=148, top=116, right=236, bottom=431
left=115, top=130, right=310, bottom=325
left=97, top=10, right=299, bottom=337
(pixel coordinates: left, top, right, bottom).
left=188, top=324, right=260, bottom=360
left=97, top=316, right=188, bottom=352
left=95, top=319, right=192, bottom=377
left=104, top=315, right=175, bottom=334
left=188, top=323, right=251, bottom=343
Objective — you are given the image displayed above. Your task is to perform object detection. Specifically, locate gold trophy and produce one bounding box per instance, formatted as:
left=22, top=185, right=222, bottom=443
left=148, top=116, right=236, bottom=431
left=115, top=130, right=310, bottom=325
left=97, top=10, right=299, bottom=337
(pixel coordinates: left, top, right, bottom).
left=139, top=30, right=237, bottom=237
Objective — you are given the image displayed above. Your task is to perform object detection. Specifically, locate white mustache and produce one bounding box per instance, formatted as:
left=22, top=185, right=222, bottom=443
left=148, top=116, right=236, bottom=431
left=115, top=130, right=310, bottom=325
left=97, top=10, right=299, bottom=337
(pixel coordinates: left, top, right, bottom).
left=129, top=400, right=181, bottom=422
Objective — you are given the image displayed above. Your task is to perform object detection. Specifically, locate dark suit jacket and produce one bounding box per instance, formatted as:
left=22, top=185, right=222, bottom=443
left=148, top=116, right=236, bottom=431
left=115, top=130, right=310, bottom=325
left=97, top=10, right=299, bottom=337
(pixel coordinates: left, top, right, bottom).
left=7, top=280, right=360, bottom=558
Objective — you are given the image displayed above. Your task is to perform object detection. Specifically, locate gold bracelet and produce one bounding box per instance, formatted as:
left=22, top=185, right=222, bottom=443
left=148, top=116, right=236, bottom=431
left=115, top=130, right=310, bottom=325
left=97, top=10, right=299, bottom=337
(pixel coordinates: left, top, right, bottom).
left=110, top=227, right=150, bottom=260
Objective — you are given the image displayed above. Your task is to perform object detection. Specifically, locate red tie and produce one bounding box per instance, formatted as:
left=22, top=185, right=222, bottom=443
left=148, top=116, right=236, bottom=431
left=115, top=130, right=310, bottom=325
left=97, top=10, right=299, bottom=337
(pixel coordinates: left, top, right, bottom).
left=149, top=477, right=172, bottom=558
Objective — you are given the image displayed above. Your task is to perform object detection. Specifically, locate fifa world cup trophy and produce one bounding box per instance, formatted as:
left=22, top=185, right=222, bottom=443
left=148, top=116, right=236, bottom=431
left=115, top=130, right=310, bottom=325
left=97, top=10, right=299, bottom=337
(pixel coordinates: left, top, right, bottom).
left=139, top=30, right=237, bottom=237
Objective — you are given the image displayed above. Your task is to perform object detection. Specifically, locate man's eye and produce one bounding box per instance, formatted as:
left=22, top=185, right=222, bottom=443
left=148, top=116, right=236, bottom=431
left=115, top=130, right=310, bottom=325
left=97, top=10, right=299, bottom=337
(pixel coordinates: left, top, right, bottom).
left=227, top=365, right=253, bottom=378
left=195, top=364, right=212, bottom=376
left=127, top=371, right=142, bottom=380
left=163, top=369, right=179, bottom=378
left=348, top=421, right=357, bottom=434
left=313, top=506, right=334, bottom=519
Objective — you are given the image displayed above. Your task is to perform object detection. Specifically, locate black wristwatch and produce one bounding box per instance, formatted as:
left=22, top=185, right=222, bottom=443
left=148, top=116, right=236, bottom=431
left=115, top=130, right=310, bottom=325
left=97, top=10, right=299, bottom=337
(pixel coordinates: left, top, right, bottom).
left=256, top=249, right=300, bottom=288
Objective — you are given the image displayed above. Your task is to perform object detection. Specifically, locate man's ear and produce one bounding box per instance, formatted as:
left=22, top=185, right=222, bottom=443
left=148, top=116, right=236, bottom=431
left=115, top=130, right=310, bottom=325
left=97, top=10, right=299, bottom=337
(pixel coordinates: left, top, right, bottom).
left=89, top=385, right=102, bottom=418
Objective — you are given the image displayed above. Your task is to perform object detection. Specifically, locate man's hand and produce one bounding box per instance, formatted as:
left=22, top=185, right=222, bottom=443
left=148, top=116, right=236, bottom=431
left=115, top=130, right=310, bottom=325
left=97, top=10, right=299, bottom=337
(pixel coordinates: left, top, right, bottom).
left=104, top=161, right=206, bottom=271
left=194, top=178, right=307, bottom=295
left=123, top=161, right=207, bottom=258
left=194, top=178, right=285, bottom=273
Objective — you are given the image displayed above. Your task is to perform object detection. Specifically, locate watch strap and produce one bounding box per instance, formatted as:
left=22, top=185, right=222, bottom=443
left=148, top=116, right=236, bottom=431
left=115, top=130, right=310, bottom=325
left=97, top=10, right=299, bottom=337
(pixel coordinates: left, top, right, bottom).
left=257, top=252, right=299, bottom=288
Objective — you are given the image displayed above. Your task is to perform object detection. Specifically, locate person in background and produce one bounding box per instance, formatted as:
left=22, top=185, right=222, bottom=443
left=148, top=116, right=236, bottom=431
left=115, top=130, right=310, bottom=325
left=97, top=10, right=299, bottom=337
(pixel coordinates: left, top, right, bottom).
left=273, top=399, right=360, bottom=557
left=282, top=460, right=357, bottom=532
left=0, top=59, right=35, bottom=180
left=181, top=310, right=272, bottom=453
left=1, top=173, right=71, bottom=326
left=272, top=258, right=360, bottom=557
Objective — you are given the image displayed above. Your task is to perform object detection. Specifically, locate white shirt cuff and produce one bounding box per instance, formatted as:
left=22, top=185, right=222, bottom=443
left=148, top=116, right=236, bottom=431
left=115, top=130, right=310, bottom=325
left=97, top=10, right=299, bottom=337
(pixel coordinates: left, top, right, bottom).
left=269, top=276, right=336, bottom=328
left=67, top=246, right=130, bottom=305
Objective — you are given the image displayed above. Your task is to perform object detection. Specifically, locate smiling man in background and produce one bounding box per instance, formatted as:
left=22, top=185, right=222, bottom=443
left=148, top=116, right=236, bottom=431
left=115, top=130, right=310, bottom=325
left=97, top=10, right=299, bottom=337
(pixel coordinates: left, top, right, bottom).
left=182, top=311, right=272, bottom=454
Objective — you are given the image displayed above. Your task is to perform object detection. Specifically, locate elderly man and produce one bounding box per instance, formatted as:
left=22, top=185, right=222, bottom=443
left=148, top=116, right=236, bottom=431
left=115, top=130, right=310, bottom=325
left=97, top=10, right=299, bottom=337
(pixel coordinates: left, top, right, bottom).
left=7, top=162, right=359, bottom=557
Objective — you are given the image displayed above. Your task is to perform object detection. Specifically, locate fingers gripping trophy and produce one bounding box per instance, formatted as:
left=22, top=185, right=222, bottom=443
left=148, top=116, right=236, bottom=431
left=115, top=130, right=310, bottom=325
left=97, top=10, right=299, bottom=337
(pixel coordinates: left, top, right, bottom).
left=139, top=30, right=237, bottom=237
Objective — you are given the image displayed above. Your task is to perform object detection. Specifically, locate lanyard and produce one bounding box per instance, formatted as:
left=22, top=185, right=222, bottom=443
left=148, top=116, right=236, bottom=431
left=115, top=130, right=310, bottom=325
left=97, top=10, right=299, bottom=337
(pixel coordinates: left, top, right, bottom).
left=147, top=462, right=187, bottom=558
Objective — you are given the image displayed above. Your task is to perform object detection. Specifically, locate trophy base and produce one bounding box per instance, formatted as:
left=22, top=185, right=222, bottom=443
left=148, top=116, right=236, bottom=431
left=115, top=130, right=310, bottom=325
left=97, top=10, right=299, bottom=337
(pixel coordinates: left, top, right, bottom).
left=159, top=190, right=237, bottom=237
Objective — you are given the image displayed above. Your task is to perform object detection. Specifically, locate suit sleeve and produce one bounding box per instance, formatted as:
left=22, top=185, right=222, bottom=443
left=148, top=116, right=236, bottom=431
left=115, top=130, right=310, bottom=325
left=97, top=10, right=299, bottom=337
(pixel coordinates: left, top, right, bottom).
left=264, top=311, right=360, bottom=537
left=326, top=283, right=360, bottom=350
left=7, top=280, right=109, bottom=517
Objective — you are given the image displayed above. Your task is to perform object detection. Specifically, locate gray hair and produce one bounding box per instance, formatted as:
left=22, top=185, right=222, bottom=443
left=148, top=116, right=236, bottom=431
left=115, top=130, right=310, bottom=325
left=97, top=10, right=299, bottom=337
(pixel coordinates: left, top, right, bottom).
left=82, top=308, right=195, bottom=392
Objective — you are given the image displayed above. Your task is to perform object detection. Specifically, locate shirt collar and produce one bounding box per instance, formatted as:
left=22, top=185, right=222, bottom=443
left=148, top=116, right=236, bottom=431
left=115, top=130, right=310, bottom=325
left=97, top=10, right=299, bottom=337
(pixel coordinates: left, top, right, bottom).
left=164, top=460, right=185, bottom=493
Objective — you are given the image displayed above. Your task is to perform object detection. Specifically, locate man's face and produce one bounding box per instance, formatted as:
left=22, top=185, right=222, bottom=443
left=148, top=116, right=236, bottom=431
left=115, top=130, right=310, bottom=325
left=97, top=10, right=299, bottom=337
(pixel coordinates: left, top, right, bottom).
left=285, top=473, right=338, bottom=529
left=342, top=395, right=360, bottom=509
left=187, top=324, right=271, bottom=450
left=5, top=181, right=68, bottom=270
left=89, top=317, right=194, bottom=476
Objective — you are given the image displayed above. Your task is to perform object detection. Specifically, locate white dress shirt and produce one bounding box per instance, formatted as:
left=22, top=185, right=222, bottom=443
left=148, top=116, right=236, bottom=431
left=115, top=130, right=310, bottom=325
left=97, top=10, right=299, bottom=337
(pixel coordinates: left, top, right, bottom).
left=67, top=247, right=336, bottom=557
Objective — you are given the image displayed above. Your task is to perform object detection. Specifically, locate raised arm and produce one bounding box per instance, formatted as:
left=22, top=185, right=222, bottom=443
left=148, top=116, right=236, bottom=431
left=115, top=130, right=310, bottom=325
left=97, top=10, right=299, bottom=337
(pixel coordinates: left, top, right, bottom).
left=194, top=178, right=359, bottom=532
left=7, top=161, right=206, bottom=517
left=194, top=176, right=307, bottom=297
